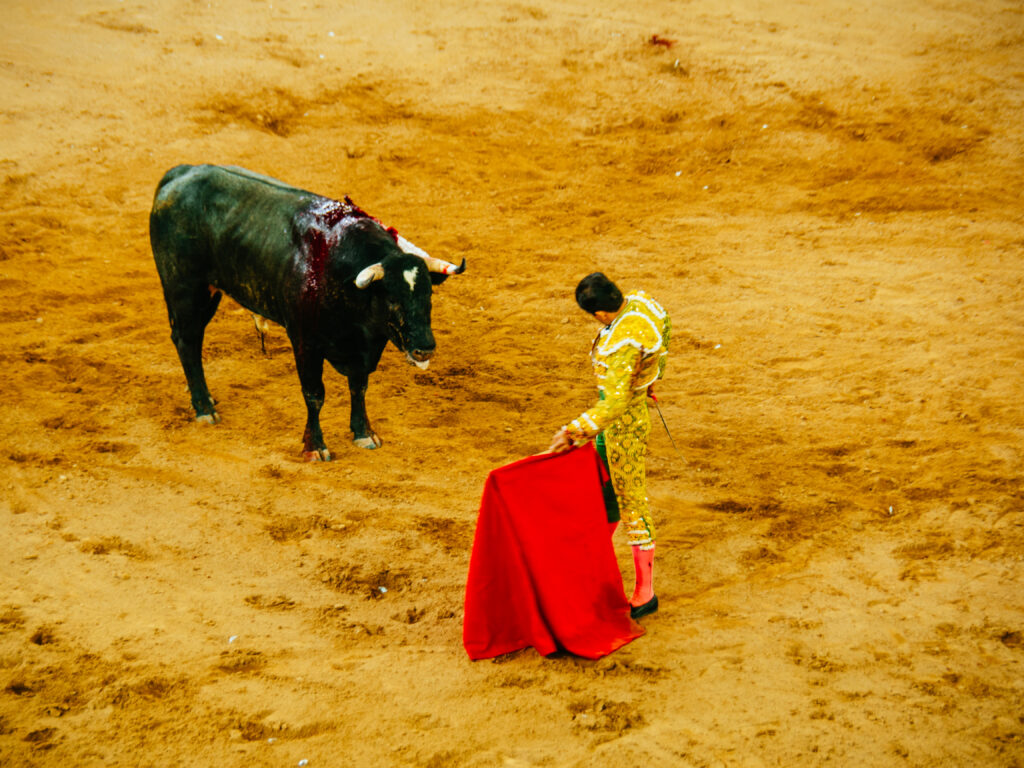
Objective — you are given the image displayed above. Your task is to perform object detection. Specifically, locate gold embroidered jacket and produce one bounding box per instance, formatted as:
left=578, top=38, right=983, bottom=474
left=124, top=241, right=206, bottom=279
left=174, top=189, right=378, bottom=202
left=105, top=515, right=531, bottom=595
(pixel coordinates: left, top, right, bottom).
left=565, top=290, right=671, bottom=441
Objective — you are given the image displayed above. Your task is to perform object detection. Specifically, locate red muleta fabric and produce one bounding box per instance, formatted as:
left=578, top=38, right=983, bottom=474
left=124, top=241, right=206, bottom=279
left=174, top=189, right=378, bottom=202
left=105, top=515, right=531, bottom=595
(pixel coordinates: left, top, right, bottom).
left=463, top=444, right=645, bottom=660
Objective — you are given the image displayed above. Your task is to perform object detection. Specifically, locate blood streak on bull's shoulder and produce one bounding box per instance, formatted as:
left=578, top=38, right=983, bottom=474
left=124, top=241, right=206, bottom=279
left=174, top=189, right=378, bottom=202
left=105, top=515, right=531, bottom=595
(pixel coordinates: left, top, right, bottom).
left=299, top=196, right=392, bottom=320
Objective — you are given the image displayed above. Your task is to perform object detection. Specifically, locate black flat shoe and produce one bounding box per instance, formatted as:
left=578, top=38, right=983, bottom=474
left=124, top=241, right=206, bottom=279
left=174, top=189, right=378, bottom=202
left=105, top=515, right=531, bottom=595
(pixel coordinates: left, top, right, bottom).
left=630, top=595, right=658, bottom=619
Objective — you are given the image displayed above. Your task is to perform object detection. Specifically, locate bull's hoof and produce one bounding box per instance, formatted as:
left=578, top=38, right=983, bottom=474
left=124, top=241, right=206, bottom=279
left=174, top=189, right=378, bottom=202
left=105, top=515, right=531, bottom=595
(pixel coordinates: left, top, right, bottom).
left=302, top=448, right=332, bottom=462
left=353, top=434, right=383, bottom=450
left=196, top=412, right=221, bottom=425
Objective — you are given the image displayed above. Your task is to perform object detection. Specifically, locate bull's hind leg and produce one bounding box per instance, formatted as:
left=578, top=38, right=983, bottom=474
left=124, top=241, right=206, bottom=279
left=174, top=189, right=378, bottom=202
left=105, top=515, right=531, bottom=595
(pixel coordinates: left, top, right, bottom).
left=165, top=285, right=223, bottom=424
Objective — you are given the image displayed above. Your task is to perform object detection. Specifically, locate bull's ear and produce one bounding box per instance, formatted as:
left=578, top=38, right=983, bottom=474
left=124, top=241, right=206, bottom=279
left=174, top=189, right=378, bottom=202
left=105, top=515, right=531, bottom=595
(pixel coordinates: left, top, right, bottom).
left=355, top=263, right=385, bottom=288
left=429, top=258, right=466, bottom=286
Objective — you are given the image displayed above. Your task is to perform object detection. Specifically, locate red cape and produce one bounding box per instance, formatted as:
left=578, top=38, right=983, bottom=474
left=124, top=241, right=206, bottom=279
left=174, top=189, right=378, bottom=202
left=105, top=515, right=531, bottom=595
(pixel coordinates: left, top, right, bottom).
left=463, top=444, right=644, bottom=660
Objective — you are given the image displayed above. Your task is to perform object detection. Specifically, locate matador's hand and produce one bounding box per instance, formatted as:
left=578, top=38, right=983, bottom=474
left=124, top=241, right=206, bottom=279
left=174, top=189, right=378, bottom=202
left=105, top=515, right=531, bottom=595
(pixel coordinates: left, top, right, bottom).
left=547, top=429, right=573, bottom=454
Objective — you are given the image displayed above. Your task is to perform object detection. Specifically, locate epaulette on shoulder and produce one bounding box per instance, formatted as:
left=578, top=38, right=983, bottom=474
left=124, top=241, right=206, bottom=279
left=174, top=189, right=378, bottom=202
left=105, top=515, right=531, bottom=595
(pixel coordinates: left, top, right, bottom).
left=598, top=309, right=664, bottom=357
left=629, top=290, right=667, bottom=319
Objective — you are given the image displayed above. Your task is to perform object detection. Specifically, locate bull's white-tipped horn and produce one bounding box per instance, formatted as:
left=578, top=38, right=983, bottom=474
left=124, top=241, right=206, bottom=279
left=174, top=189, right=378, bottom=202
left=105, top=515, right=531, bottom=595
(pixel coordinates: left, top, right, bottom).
left=396, top=234, right=465, bottom=276
left=420, top=255, right=467, bottom=275
left=355, top=263, right=385, bottom=288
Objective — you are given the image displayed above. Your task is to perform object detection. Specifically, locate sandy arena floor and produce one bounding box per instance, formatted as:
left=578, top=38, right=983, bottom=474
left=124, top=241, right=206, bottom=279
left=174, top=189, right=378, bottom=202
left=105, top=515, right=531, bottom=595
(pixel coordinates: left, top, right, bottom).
left=1, top=1, right=1023, bottom=765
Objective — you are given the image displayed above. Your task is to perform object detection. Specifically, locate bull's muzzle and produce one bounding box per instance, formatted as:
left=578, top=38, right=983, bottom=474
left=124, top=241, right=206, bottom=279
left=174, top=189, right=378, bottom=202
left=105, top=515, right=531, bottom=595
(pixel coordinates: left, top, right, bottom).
left=407, top=348, right=433, bottom=370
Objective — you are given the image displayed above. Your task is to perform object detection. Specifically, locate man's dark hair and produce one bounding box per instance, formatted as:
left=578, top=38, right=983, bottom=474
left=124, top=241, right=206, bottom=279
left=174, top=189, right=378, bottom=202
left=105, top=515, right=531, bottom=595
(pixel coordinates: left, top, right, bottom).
left=575, top=272, right=624, bottom=314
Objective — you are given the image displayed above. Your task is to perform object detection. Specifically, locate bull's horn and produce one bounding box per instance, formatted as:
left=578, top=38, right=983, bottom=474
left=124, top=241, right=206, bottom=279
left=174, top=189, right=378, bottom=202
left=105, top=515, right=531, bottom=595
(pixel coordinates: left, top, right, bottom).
left=355, top=263, right=385, bottom=288
left=421, top=255, right=466, bottom=275
left=395, top=234, right=465, bottom=276
left=396, top=235, right=430, bottom=259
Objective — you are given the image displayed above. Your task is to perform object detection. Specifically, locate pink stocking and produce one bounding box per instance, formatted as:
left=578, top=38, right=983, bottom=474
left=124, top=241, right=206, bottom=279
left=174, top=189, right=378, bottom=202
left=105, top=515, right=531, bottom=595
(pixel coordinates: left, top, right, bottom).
left=630, top=545, right=655, bottom=606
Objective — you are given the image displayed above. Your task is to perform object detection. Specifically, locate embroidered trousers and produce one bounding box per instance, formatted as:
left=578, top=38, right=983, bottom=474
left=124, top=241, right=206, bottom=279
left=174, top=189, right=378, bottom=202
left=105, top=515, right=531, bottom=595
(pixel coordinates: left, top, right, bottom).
left=600, top=393, right=655, bottom=549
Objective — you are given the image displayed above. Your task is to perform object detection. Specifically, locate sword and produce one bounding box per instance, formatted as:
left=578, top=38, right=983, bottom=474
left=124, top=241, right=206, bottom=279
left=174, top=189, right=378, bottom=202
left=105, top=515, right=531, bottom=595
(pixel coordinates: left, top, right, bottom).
left=649, top=391, right=687, bottom=463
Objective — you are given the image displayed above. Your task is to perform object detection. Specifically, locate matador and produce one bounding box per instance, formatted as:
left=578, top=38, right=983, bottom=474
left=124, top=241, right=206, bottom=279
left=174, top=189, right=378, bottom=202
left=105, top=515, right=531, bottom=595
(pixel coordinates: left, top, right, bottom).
left=548, top=272, right=671, bottom=620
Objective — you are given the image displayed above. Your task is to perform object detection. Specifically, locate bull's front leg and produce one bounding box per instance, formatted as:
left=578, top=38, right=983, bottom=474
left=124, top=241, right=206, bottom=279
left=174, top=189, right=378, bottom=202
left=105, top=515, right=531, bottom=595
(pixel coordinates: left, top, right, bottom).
left=292, top=348, right=332, bottom=462
left=347, top=369, right=382, bottom=449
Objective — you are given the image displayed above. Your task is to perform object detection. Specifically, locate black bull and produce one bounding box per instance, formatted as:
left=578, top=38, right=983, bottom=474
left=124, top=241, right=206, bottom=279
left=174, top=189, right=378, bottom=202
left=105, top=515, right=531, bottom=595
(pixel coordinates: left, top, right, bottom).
left=149, top=164, right=465, bottom=461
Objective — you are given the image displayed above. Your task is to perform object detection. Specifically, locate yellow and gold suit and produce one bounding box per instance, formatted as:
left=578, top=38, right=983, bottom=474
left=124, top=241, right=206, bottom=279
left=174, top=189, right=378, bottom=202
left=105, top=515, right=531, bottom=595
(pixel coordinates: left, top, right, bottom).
left=564, top=291, right=671, bottom=550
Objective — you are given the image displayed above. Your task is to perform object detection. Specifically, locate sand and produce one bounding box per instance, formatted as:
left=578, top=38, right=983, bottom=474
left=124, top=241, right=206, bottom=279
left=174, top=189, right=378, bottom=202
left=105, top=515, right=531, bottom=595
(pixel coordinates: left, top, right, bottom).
left=1, top=0, right=1022, bottom=765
